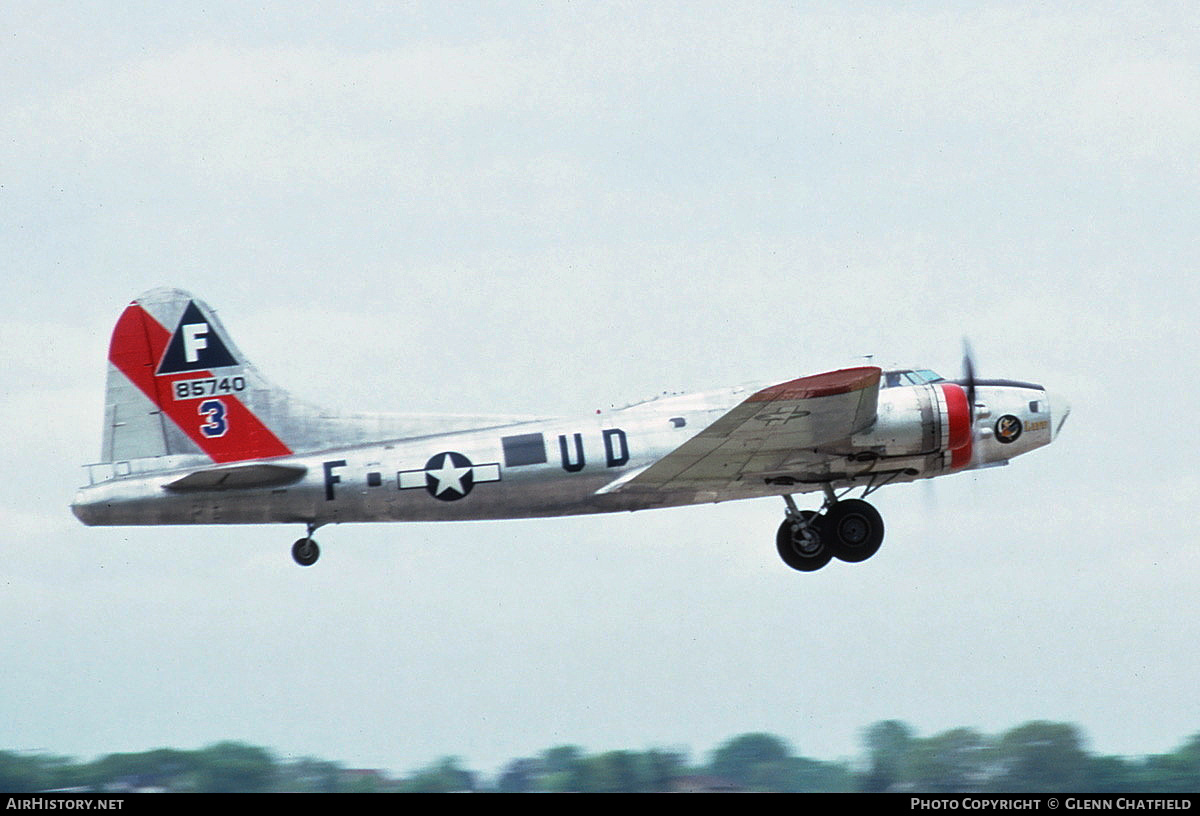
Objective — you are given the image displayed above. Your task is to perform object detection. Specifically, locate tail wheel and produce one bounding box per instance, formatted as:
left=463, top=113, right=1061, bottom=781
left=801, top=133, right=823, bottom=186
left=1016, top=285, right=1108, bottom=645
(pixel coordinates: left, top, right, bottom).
left=292, top=537, right=320, bottom=567
left=824, top=499, right=884, bottom=563
left=776, top=511, right=832, bottom=572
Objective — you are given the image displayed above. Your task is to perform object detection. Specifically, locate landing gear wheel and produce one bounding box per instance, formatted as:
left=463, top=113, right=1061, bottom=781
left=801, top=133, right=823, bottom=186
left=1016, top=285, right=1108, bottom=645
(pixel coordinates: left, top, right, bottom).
left=776, top=511, right=832, bottom=572
left=292, top=537, right=320, bottom=567
left=824, top=499, right=884, bottom=563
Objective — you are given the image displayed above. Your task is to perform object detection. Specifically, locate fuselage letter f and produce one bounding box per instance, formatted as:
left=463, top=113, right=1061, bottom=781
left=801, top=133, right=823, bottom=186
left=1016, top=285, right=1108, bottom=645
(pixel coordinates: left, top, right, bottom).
left=323, top=460, right=347, bottom=501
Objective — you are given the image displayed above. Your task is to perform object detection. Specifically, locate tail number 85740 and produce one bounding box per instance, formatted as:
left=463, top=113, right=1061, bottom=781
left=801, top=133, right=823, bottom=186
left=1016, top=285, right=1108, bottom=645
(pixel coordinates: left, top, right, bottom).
left=173, top=377, right=247, bottom=401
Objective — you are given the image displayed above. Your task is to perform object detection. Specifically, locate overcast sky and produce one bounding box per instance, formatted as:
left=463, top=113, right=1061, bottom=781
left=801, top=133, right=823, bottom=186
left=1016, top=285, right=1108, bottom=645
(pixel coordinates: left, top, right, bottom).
left=2, top=1, right=1198, bottom=776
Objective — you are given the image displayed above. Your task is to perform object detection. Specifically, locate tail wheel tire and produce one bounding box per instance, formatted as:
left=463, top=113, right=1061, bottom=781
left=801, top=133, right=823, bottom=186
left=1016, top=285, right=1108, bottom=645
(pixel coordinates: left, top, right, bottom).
left=825, top=499, right=884, bottom=563
left=776, top=511, right=832, bottom=572
left=292, top=537, right=320, bottom=567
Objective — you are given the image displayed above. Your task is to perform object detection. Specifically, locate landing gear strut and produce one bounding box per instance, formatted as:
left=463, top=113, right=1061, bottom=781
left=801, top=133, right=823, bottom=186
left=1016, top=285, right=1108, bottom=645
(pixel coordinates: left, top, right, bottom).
left=776, top=490, right=885, bottom=572
left=292, top=522, right=322, bottom=566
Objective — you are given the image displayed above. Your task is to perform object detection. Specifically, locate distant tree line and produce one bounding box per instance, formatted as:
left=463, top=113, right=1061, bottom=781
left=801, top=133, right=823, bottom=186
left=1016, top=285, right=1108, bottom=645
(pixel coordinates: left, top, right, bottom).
left=2, top=721, right=1199, bottom=792
left=856, top=720, right=1200, bottom=794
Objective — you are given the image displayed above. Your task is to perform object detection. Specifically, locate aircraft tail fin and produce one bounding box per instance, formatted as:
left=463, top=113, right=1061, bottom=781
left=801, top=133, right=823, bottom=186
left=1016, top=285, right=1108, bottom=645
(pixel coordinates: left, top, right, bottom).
left=101, top=288, right=294, bottom=466
left=95, top=288, right=543, bottom=476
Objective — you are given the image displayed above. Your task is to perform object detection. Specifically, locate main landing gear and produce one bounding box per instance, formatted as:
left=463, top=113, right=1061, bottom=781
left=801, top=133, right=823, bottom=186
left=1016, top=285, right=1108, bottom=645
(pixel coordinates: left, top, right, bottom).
left=776, top=488, right=885, bottom=572
left=292, top=522, right=322, bottom=566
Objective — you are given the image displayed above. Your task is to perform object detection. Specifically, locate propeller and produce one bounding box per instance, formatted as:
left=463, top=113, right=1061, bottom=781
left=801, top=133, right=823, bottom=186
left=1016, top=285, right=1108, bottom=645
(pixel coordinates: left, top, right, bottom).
left=961, top=338, right=977, bottom=426
left=924, top=340, right=980, bottom=511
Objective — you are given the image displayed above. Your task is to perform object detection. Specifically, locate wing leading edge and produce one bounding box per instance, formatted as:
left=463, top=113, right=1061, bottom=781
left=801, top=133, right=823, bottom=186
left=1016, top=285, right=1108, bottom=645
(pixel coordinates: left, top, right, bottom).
left=615, top=366, right=882, bottom=493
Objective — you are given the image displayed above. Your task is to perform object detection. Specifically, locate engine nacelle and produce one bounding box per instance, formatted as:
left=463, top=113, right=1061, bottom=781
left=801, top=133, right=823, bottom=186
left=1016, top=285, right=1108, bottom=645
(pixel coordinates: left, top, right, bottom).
left=849, top=377, right=1064, bottom=478
left=849, top=383, right=973, bottom=468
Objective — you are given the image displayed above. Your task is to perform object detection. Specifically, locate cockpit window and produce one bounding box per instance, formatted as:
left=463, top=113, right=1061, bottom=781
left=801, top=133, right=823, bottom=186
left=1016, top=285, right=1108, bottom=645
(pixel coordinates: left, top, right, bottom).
left=882, top=369, right=945, bottom=388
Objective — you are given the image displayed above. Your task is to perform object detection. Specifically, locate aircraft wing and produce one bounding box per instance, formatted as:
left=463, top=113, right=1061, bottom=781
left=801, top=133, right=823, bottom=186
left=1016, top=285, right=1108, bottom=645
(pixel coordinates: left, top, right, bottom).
left=615, top=366, right=881, bottom=493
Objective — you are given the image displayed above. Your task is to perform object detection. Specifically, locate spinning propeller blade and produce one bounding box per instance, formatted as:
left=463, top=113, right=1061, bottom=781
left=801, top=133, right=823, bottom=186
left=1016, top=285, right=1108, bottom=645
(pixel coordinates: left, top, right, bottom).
left=961, top=338, right=977, bottom=426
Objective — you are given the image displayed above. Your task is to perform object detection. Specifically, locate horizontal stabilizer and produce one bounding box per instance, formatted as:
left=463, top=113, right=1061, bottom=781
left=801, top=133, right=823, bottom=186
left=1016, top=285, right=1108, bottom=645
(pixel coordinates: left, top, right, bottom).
left=163, top=463, right=307, bottom=492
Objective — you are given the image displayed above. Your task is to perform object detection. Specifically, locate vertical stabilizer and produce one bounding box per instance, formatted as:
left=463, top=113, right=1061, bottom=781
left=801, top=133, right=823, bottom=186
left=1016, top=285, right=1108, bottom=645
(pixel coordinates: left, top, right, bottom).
left=94, top=288, right=542, bottom=475
left=101, top=288, right=293, bottom=465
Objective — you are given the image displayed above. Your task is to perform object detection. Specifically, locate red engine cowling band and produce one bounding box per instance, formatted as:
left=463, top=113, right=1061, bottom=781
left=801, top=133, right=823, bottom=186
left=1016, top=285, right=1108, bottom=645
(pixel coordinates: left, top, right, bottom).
left=938, top=383, right=973, bottom=469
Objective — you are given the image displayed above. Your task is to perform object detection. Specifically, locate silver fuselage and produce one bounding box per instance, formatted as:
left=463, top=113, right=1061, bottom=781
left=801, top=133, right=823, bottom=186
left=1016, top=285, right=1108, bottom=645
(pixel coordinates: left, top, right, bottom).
left=72, top=382, right=1063, bottom=529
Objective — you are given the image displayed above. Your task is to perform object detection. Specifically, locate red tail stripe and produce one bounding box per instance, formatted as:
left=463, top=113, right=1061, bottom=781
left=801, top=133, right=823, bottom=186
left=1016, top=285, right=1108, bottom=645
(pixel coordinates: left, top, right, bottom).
left=108, top=302, right=292, bottom=463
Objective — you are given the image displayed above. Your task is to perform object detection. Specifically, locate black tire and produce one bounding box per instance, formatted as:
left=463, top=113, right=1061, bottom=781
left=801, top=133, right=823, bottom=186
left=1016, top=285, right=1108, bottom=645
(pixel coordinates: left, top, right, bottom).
left=292, top=537, right=320, bottom=567
left=825, top=499, right=884, bottom=563
left=776, top=511, right=832, bottom=572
